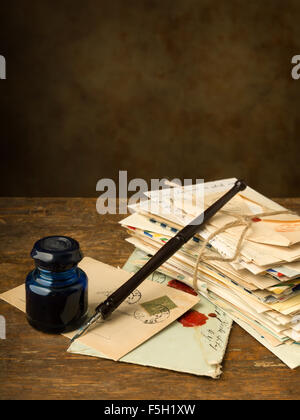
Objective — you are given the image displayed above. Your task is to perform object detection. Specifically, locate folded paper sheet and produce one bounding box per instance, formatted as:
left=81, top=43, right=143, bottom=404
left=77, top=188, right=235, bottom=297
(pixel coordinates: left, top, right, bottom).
left=68, top=248, right=233, bottom=378
left=0, top=257, right=199, bottom=361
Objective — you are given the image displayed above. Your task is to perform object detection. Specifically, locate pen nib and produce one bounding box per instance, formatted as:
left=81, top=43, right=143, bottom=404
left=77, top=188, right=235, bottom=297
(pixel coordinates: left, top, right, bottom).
left=70, top=311, right=103, bottom=343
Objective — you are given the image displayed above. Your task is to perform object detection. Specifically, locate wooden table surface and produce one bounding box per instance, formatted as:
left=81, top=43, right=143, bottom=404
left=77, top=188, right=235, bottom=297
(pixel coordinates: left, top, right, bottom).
left=0, top=197, right=299, bottom=400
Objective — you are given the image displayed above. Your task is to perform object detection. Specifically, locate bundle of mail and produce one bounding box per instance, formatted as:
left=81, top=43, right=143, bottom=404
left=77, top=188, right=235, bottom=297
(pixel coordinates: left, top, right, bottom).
left=119, top=178, right=300, bottom=369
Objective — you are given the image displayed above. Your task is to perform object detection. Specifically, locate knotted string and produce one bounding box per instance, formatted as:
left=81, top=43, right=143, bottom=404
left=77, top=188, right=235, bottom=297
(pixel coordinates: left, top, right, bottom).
left=192, top=210, right=293, bottom=293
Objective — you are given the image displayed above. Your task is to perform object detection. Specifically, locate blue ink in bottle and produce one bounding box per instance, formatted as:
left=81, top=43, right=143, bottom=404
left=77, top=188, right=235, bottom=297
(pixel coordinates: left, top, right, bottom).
left=26, top=236, right=88, bottom=334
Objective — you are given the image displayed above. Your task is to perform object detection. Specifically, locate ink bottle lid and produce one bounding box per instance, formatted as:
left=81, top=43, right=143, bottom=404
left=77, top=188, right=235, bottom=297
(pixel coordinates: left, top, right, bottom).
left=31, top=236, right=83, bottom=271
left=26, top=236, right=88, bottom=334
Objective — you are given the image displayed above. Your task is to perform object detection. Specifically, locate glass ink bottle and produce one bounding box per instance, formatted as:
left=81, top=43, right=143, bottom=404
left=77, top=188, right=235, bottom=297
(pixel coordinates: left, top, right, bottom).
left=26, top=236, right=88, bottom=334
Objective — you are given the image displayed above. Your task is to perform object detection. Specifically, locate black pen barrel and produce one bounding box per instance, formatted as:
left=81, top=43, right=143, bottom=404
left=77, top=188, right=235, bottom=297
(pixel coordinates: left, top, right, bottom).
left=97, top=179, right=247, bottom=319
left=178, top=179, right=247, bottom=241
left=96, top=235, right=185, bottom=318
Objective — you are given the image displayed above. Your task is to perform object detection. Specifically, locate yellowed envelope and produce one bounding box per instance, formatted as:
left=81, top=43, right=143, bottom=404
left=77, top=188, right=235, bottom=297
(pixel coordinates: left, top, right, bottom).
left=0, top=257, right=199, bottom=361
left=198, top=190, right=300, bottom=247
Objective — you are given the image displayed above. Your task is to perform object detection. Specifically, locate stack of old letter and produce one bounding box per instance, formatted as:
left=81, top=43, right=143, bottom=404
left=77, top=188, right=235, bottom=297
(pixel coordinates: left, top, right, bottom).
left=120, top=178, right=300, bottom=368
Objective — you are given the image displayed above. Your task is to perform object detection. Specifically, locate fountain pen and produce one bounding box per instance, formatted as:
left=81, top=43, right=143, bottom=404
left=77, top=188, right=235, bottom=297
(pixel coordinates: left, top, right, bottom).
left=70, top=179, right=247, bottom=343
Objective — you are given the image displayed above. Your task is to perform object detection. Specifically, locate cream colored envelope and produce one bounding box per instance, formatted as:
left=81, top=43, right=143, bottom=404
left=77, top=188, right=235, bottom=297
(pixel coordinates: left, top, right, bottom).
left=0, top=257, right=199, bottom=361
left=68, top=249, right=233, bottom=378
left=195, top=188, right=300, bottom=247
left=143, top=180, right=300, bottom=247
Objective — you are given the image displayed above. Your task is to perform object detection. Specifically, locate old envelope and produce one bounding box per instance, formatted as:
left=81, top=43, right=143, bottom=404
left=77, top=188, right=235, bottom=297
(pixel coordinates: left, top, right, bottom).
left=68, top=248, right=232, bottom=378
left=0, top=257, right=199, bottom=361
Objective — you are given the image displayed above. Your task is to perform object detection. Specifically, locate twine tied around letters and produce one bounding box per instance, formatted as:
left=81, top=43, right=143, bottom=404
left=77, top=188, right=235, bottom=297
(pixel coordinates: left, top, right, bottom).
left=192, top=210, right=293, bottom=293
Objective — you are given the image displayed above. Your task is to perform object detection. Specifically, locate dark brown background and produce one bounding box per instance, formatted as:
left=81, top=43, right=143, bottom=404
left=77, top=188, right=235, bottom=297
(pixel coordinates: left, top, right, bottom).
left=1, top=0, right=300, bottom=197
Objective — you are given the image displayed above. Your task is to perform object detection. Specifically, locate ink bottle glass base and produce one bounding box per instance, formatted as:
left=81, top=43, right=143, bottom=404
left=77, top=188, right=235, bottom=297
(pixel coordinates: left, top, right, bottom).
left=26, top=236, right=88, bottom=335
left=26, top=312, right=88, bottom=334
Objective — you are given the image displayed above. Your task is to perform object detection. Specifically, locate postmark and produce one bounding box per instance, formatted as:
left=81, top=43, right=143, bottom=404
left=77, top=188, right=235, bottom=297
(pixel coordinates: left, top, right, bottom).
left=134, top=304, right=170, bottom=324
left=98, top=289, right=142, bottom=305
left=126, top=289, right=142, bottom=305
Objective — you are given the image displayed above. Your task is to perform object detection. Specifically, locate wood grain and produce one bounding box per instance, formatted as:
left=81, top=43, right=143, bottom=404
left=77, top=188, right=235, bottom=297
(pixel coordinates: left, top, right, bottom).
left=0, top=198, right=299, bottom=400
